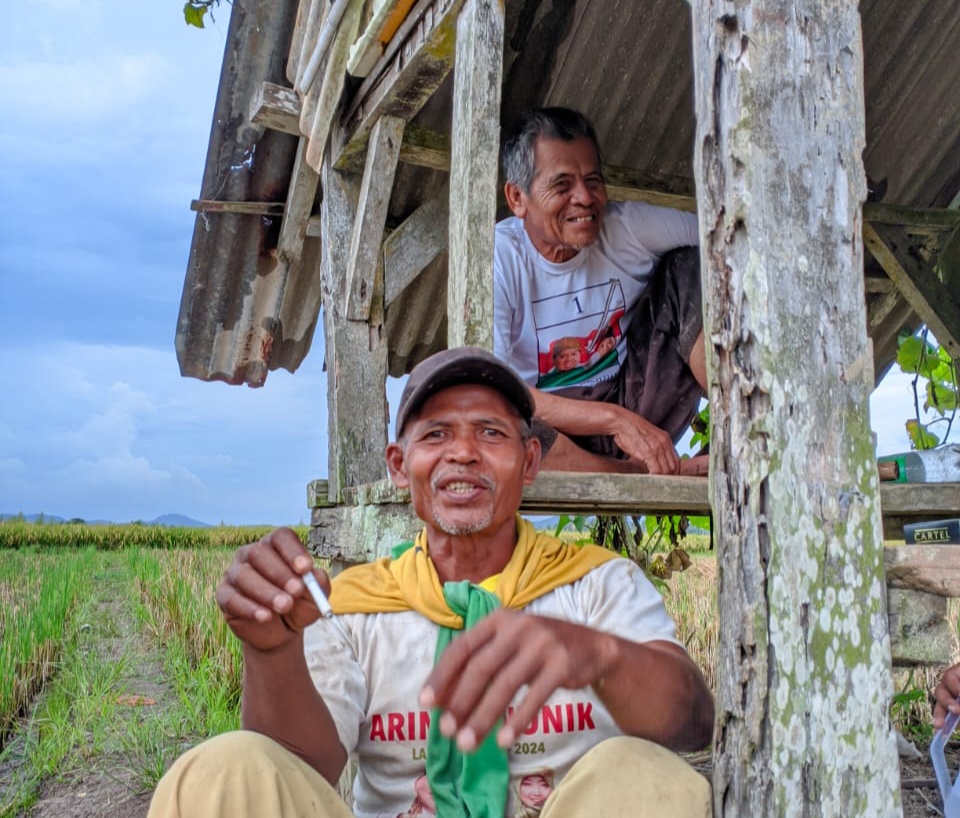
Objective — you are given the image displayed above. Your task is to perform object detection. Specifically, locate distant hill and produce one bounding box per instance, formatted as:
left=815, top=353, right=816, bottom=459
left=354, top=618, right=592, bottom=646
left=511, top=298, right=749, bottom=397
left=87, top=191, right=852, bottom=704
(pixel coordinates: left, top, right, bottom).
left=149, top=513, right=212, bottom=528
left=1, top=512, right=212, bottom=528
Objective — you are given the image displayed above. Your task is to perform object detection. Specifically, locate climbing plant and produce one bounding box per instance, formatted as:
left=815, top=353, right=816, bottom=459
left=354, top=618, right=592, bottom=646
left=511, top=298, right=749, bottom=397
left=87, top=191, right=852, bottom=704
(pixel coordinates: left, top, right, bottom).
left=895, top=328, right=959, bottom=450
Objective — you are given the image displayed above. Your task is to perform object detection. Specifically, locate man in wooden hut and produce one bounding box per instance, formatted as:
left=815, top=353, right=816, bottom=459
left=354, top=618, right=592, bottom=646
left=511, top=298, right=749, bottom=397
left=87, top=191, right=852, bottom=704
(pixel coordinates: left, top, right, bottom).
left=495, top=107, right=709, bottom=477
left=148, top=347, right=714, bottom=818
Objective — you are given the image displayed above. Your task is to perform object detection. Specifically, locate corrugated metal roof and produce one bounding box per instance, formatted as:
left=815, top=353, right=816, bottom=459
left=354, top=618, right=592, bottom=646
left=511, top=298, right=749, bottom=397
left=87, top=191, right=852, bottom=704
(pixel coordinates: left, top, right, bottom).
left=177, top=0, right=960, bottom=386
left=175, top=0, right=315, bottom=387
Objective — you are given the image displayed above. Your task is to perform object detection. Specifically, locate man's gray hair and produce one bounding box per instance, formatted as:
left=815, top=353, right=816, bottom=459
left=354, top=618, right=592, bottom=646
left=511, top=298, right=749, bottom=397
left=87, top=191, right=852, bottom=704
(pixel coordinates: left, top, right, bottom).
left=502, top=107, right=602, bottom=193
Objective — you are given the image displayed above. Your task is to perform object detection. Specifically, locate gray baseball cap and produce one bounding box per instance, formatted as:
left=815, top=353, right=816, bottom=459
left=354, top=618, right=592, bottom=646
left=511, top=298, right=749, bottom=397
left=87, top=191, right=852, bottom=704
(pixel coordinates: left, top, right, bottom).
left=395, top=346, right=535, bottom=435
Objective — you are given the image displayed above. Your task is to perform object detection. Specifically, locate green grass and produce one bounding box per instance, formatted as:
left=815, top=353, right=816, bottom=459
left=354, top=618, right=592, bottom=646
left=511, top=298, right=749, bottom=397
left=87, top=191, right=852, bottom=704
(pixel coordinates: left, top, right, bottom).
left=0, top=549, right=95, bottom=746
left=0, top=545, right=248, bottom=816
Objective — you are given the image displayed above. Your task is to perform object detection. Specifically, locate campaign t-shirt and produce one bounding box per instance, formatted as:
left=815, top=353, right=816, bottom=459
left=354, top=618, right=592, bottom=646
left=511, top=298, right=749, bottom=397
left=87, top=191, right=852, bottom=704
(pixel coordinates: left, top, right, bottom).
left=303, top=558, right=681, bottom=817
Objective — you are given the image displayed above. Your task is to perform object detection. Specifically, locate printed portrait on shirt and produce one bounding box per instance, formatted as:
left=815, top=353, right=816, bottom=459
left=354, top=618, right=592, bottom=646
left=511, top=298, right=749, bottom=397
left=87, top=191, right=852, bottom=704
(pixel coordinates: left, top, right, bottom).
left=512, top=769, right=555, bottom=817
left=532, top=279, right=625, bottom=391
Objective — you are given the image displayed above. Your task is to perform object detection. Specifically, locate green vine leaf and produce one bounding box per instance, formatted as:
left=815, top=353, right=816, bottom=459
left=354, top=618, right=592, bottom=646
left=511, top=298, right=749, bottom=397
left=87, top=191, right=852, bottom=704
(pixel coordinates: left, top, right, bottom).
left=183, top=3, right=208, bottom=27
left=895, top=335, right=929, bottom=373
left=927, top=380, right=959, bottom=413
left=906, top=419, right=940, bottom=450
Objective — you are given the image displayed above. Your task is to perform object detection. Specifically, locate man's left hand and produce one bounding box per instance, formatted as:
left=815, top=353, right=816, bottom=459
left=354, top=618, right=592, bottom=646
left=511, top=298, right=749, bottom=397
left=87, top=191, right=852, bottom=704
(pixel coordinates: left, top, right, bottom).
left=419, top=610, right=613, bottom=751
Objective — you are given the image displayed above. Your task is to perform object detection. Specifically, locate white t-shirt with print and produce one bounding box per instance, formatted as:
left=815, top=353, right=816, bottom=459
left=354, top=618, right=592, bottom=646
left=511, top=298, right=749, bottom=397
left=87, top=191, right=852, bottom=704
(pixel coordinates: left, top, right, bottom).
left=303, top=558, right=682, bottom=818
left=493, top=201, right=699, bottom=391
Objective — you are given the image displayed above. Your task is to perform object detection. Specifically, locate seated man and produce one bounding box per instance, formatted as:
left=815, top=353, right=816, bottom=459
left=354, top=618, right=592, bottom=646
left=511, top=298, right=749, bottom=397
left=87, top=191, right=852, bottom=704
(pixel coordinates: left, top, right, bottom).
left=495, top=107, right=708, bottom=476
left=148, top=347, right=714, bottom=818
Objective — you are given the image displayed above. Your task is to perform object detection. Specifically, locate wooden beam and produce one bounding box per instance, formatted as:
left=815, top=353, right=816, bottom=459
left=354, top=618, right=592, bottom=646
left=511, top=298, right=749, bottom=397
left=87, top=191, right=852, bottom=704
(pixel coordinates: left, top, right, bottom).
left=938, top=222, right=960, bottom=291
left=309, top=473, right=960, bottom=525
left=603, top=166, right=696, bottom=211
left=383, top=184, right=449, bottom=307
left=863, top=203, right=960, bottom=230
left=190, top=199, right=285, bottom=216
left=346, top=115, right=405, bottom=321
left=250, top=82, right=301, bottom=136
left=864, top=221, right=960, bottom=358
left=332, top=0, right=465, bottom=172
left=399, top=124, right=452, bottom=171
left=277, top=138, right=320, bottom=268
left=863, top=276, right=894, bottom=294
left=867, top=285, right=904, bottom=336
left=447, top=0, right=503, bottom=349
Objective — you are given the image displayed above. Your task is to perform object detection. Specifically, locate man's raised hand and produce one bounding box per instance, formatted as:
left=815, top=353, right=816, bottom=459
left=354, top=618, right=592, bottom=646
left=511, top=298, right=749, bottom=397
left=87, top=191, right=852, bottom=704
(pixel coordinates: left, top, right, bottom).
left=215, top=527, right=332, bottom=652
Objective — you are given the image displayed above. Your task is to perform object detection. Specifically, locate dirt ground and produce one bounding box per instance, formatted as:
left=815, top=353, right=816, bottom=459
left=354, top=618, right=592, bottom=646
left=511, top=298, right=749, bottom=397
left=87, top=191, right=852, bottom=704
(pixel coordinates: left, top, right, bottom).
left=687, top=743, right=957, bottom=817
left=4, top=740, right=954, bottom=817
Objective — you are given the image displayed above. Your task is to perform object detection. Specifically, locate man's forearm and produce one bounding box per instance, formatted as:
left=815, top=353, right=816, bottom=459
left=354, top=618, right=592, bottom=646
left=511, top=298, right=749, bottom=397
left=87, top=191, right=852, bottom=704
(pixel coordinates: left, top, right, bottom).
left=594, top=637, right=714, bottom=751
left=241, top=638, right=348, bottom=784
left=532, top=387, right=624, bottom=438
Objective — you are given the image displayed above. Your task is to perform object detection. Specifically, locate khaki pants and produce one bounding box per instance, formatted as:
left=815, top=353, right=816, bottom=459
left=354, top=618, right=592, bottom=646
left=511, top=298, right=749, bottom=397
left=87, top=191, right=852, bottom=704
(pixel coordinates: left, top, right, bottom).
left=148, top=730, right=711, bottom=818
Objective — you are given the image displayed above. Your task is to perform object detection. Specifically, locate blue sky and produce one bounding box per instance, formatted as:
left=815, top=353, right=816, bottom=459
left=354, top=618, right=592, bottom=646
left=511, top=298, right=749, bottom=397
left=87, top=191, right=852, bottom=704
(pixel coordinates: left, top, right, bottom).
left=0, top=0, right=923, bottom=526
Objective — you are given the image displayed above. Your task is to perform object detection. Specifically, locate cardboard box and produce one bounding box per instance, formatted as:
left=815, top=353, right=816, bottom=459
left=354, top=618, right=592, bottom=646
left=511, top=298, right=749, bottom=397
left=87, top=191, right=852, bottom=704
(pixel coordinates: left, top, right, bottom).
left=903, top=518, right=960, bottom=545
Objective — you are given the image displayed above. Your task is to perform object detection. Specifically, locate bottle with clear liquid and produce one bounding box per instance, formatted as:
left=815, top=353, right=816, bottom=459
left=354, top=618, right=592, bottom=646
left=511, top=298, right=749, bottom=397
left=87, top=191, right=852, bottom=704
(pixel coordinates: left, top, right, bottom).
left=878, top=444, right=960, bottom=483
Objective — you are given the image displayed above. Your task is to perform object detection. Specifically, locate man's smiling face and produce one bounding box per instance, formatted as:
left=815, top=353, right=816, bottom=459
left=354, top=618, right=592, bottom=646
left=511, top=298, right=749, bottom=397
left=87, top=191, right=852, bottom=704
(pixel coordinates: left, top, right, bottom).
left=386, top=384, right=539, bottom=539
left=505, top=136, right=608, bottom=264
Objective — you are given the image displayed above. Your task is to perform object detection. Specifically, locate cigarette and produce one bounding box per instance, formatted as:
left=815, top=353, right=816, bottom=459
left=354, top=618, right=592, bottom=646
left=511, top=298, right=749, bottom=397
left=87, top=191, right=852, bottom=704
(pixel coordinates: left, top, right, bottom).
left=301, top=570, right=335, bottom=619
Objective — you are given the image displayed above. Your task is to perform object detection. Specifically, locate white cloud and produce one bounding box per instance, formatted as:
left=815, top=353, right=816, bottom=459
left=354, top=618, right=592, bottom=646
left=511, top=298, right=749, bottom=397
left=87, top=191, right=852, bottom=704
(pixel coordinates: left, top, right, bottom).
left=0, top=53, right=168, bottom=121
left=0, top=342, right=331, bottom=524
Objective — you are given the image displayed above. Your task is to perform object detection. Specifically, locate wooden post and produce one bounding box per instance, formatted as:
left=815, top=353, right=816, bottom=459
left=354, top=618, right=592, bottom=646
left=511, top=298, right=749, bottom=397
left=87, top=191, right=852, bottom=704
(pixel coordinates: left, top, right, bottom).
left=320, top=159, right=389, bottom=501
left=447, top=0, right=503, bottom=349
left=691, top=1, right=902, bottom=815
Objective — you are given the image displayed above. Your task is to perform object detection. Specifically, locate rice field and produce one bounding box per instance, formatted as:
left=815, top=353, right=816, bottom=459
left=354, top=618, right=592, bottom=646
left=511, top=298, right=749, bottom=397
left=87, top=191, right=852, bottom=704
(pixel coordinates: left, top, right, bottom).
left=0, top=550, right=95, bottom=744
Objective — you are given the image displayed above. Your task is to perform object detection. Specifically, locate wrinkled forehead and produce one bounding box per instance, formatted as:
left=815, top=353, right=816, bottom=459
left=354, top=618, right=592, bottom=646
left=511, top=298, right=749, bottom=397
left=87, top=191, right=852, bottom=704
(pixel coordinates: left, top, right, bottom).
left=404, top=383, right=524, bottom=429
left=532, top=134, right=602, bottom=176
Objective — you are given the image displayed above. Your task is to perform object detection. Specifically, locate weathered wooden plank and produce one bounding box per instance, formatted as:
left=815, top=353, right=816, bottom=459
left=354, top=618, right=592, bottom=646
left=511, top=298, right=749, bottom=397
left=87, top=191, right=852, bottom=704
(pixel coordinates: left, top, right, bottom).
left=332, top=0, right=465, bottom=172
left=288, top=0, right=325, bottom=88
left=884, top=544, right=960, bottom=597
left=320, top=159, right=389, bottom=500
left=887, top=588, right=952, bottom=666
left=603, top=166, right=696, bottom=211
left=863, top=203, right=960, bottom=230
left=939, top=222, right=960, bottom=291
left=383, top=184, right=449, bottom=307
left=863, top=276, right=894, bottom=294
left=190, top=199, right=285, bottom=216
left=298, top=0, right=353, bottom=94
left=276, top=138, right=320, bottom=269
left=309, top=474, right=960, bottom=531
left=250, top=82, right=301, bottom=136
left=867, top=286, right=904, bottom=339
left=398, top=123, right=452, bottom=171
left=864, top=221, right=960, bottom=358
left=446, top=0, right=503, bottom=349
left=346, top=115, right=405, bottom=321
